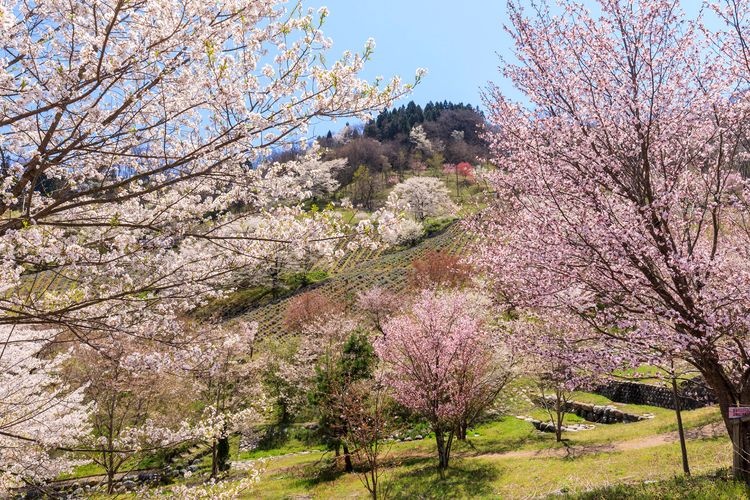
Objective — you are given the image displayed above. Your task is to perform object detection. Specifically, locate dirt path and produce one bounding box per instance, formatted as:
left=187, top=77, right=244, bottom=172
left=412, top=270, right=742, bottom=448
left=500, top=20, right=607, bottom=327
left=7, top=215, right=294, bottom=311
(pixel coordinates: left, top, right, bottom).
left=480, top=422, right=726, bottom=460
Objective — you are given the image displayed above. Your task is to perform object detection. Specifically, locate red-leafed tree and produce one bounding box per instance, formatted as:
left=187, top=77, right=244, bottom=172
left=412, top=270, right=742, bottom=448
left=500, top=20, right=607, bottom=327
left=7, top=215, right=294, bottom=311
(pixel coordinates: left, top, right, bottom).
left=456, top=162, right=475, bottom=184
left=283, top=290, right=342, bottom=334
left=409, top=250, right=472, bottom=290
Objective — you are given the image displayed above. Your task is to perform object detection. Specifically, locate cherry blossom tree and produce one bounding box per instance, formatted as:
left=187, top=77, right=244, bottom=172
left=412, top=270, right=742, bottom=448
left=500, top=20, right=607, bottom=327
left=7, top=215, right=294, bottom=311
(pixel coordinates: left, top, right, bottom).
left=376, top=289, right=503, bottom=475
left=409, top=125, right=434, bottom=157
left=372, top=209, right=424, bottom=245
left=176, top=321, right=264, bottom=478
left=0, top=326, right=90, bottom=496
left=356, top=286, right=402, bottom=335
left=506, top=314, right=616, bottom=442
left=67, top=338, right=196, bottom=494
left=477, top=0, right=750, bottom=481
left=0, top=3, right=417, bottom=483
left=0, top=0, right=418, bottom=341
left=386, top=177, right=456, bottom=221
left=273, top=146, right=346, bottom=200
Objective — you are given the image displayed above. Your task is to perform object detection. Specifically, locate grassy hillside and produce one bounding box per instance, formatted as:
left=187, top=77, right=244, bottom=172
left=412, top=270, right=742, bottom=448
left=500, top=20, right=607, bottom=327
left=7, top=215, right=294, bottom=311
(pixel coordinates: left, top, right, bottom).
left=227, top=219, right=473, bottom=340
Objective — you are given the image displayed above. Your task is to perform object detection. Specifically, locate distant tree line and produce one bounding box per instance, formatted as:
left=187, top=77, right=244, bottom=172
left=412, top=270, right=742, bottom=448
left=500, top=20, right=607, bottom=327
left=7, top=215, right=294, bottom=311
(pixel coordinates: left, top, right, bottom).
left=315, top=100, right=489, bottom=194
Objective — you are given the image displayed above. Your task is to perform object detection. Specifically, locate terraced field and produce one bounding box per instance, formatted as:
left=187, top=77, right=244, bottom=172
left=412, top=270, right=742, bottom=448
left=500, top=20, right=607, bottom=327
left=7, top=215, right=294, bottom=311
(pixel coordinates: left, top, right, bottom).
left=243, top=220, right=474, bottom=340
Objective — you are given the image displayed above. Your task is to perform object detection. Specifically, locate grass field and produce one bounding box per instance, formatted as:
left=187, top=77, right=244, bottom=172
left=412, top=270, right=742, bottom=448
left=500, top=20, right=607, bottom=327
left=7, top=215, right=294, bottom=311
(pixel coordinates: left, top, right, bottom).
left=198, top=403, right=734, bottom=499
left=141, top=392, right=739, bottom=499
left=84, top=404, right=741, bottom=499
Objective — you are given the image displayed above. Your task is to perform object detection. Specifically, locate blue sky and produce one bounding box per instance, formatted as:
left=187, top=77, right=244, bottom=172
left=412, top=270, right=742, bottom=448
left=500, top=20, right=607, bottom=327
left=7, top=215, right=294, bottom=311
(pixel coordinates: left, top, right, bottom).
left=305, top=1, right=715, bottom=137
left=306, top=0, right=512, bottom=135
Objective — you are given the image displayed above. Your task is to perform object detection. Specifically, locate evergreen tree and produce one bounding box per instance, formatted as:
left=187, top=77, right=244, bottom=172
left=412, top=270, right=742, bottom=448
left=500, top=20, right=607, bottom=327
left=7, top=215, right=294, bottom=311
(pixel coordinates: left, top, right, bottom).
left=310, top=331, right=377, bottom=473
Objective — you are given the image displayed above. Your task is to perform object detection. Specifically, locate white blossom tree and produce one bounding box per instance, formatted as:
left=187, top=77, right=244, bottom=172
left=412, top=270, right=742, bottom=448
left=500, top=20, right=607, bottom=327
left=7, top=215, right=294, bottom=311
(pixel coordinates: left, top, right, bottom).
left=268, top=146, right=346, bottom=200
left=176, top=321, right=265, bottom=478
left=409, top=124, right=434, bottom=156
left=0, top=326, right=90, bottom=495
left=0, top=0, right=419, bottom=339
left=386, top=177, right=456, bottom=221
left=0, top=2, right=417, bottom=485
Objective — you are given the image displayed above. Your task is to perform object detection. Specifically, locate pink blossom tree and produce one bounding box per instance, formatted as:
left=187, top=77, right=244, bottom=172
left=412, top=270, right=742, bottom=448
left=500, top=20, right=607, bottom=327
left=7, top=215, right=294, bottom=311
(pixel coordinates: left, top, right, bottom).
left=356, top=286, right=403, bottom=335
left=477, top=0, right=750, bottom=481
left=376, top=289, right=504, bottom=475
left=507, top=313, right=621, bottom=442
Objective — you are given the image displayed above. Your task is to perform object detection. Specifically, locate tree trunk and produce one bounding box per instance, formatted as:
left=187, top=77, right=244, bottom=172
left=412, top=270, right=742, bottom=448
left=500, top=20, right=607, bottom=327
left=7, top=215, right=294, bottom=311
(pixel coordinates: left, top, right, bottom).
left=554, top=389, right=564, bottom=442
left=435, top=430, right=447, bottom=478
left=342, top=442, right=354, bottom=473
left=369, top=464, right=378, bottom=500
left=106, top=470, right=115, bottom=495
left=217, top=435, right=231, bottom=473
left=670, top=377, right=690, bottom=476
left=434, top=427, right=454, bottom=478
left=733, top=418, right=750, bottom=484
left=701, top=365, right=750, bottom=484
left=210, top=440, right=218, bottom=478
left=457, top=420, right=468, bottom=441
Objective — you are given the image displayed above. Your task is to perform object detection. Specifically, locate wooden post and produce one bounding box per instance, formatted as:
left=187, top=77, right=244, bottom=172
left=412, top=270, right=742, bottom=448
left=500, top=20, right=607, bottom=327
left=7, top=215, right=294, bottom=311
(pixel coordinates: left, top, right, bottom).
left=734, top=419, right=742, bottom=479
left=731, top=414, right=750, bottom=481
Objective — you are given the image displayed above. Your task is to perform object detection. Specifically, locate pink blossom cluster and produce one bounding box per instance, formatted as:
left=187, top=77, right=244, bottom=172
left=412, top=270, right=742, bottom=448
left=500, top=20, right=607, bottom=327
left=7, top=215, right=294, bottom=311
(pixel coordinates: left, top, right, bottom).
left=473, top=0, right=750, bottom=454
left=375, top=289, right=495, bottom=426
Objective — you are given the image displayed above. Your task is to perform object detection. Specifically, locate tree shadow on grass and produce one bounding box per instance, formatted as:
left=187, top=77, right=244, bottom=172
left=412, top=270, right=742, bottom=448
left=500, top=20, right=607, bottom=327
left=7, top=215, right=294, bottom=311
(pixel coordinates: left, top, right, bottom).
left=464, top=428, right=552, bottom=456
left=292, top=455, right=349, bottom=489
left=386, top=457, right=501, bottom=499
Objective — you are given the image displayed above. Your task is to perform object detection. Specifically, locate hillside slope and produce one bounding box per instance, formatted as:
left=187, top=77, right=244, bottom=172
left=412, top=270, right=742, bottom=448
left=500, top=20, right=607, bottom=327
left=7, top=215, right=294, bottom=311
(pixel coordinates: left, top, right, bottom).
left=241, top=221, right=473, bottom=340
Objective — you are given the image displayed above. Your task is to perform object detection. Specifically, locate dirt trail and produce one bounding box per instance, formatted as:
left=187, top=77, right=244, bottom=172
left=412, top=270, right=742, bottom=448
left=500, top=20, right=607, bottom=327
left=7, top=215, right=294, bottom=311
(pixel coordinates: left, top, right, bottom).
left=480, top=421, right=725, bottom=460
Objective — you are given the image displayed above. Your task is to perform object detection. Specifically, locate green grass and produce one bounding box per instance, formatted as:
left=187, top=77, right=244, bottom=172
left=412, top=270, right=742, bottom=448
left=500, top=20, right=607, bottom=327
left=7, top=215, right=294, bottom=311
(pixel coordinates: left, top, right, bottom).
left=569, top=469, right=749, bottom=499
left=57, top=462, right=106, bottom=480
left=610, top=364, right=700, bottom=386
left=235, top=433, right=327, bottom=461
left=69, top=395, right=733, bottom=498
left=230, top=400, right=732, bottom=499
left=196, top=269, right=331, bottom=321
left=195, top=286, right=271, bottom=320
left=242, top=434, right=732, bottom=499
left=57, top=450, right=172, bottom=480
left=423, top=215, right=458, bottom=236
left=332, top=207, right=360, bottom=225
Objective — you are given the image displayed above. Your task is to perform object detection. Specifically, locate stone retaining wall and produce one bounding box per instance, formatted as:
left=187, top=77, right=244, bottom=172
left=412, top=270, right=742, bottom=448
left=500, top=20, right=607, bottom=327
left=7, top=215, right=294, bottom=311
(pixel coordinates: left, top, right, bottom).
left=594, top=378, right=716, bottom=410
left=566, top=400, right=652, bottom=423
left=537, top=397, right=651, bottom=424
